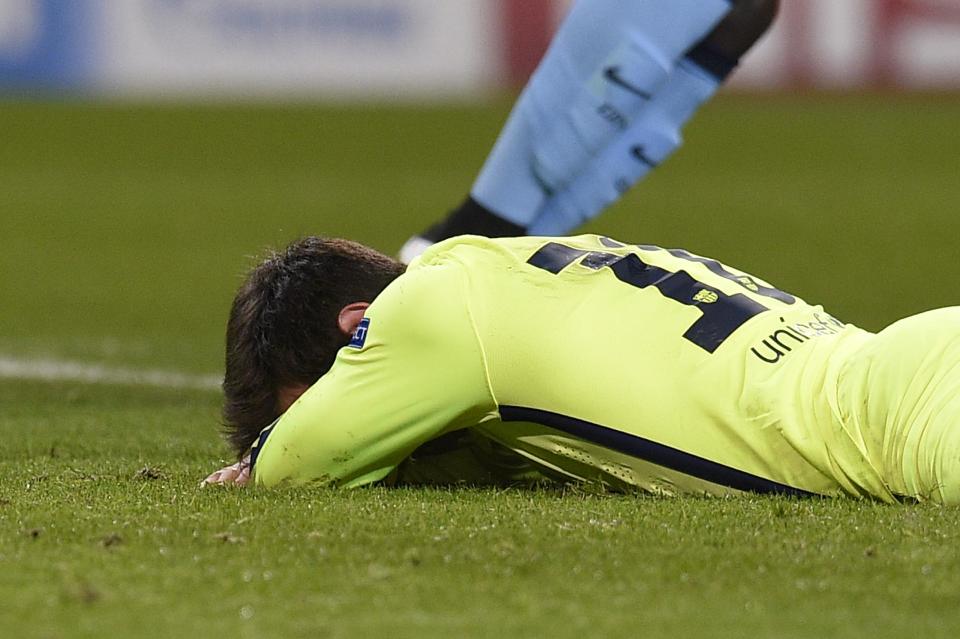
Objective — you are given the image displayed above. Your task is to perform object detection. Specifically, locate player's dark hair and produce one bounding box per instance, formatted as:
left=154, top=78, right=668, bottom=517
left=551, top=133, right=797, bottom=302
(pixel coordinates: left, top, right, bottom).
left=222, top=236, right=406, bottom=456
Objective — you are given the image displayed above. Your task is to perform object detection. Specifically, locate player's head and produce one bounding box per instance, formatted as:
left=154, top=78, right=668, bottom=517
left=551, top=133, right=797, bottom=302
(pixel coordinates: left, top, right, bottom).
left=222, top=236, right=405, bottom=455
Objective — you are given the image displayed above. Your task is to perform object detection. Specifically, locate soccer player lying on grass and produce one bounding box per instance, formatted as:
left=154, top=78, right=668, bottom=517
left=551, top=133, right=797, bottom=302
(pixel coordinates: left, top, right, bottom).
left=400, top=0, right=779, bottom=261
left=205, top=234, right=960, bottom=504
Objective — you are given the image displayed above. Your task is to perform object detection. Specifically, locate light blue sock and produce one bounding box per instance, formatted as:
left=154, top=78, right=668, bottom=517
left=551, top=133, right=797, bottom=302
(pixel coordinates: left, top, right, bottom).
left=470, top=0, right=732, bottom=228
left=528, top=58, right=724, bottom=236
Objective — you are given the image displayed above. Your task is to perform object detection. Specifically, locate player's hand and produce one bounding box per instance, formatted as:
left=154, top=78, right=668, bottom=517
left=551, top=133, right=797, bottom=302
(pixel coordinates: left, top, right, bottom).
left=202, top=455, right=251, bottom=487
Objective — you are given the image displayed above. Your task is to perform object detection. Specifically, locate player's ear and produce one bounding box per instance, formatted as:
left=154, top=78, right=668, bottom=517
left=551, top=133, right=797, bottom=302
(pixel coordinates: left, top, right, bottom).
left=337, top=302, right=371, bottom=337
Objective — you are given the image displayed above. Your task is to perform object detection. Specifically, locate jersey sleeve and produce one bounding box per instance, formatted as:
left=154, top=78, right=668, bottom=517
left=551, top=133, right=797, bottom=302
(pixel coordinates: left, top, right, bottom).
left=251, top=259, right=497, bottom=488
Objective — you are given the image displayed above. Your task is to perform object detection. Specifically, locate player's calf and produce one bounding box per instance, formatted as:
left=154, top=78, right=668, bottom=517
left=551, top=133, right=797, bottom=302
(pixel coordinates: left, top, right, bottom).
left=528, top=0, right=780, bottom=234
left=400, top=0, right=779, bottom=262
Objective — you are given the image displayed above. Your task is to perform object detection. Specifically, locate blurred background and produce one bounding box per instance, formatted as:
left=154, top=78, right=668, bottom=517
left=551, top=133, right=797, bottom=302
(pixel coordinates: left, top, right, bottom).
left=1, top=0, right=959, bottom=379
left=3, top=0, right=960, bottom=96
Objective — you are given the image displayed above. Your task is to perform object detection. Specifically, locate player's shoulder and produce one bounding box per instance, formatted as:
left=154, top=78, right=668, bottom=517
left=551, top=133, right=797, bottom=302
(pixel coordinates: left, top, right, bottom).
left=409, top=234, right=612, bottom=270
left=361, top=243, right=479, bottom=350
left=407, top=234, right=520, bottom=268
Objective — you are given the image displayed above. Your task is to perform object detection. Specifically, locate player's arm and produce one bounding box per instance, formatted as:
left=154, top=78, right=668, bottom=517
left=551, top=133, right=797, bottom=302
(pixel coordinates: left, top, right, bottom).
left=251, top=264, right=496, bottom=488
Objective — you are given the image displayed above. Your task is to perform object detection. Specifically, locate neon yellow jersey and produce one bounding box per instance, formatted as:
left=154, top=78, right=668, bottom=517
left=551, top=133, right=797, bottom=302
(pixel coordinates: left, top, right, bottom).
left=251, top=234, right=892, bottom=499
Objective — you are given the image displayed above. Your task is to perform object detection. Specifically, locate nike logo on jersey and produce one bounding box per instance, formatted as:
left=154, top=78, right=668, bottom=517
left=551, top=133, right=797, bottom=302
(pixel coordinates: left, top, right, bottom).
left=603, top=66, right=652, bottom=100
left=630, top=145, right=658, bottom=168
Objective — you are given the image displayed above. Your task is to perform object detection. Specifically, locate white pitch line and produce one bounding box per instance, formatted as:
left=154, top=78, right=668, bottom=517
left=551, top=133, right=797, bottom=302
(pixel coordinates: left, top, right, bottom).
left=0, top=356, right=221, bottom=391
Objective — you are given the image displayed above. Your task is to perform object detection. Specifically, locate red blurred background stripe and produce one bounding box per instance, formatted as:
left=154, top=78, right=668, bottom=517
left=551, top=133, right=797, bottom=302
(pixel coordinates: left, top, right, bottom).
left=873, top=0, right=960, bottom=86
left=500, top=0, right=555, bottom=87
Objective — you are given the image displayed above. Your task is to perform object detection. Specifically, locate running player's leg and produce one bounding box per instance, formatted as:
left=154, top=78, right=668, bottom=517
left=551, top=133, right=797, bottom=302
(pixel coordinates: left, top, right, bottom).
left=844, top=308, right=960, bottom=504
left=400, top=0, right=735, bottom=261
left=402, top=1, right=781, bottom=261
left=529, top=0, right=780, bottom=234
left=513, top=0, right=733, bottom=200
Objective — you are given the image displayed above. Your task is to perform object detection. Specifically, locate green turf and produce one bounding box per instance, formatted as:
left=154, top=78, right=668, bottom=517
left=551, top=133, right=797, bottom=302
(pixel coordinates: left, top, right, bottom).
left=2, top=95, right=960, bottom=637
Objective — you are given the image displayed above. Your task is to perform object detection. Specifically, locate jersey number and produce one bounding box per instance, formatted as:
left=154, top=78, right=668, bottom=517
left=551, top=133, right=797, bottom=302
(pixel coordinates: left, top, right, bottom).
left=527, top=240, right=793, bottom=354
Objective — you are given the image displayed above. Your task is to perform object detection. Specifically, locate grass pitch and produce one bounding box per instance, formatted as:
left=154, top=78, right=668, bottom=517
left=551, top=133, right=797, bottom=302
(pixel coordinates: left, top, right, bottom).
left=2, top=95, right=960, bottom=637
